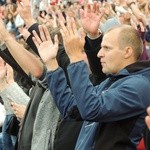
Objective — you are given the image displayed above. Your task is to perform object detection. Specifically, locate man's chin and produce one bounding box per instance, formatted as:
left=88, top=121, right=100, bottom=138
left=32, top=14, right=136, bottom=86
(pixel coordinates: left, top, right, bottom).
left=102, top=68, right=107, bottom=74
left=102, top=69, right=110, bottom=75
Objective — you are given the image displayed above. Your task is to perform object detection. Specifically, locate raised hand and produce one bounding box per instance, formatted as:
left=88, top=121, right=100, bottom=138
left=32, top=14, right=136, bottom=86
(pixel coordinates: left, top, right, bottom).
left=32, top=25, right=59, bottom=70
left=11, top=102, right=26, bottom=119
left=80, top=1, right=105, bottom=36
left=60, top=17, right=84, bottom=63
left=17, top=0, right=36, bottom=28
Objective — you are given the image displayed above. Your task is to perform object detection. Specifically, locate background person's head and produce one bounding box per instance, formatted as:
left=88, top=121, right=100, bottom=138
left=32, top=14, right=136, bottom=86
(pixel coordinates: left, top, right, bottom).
left=97, top=25, right=143, bottom=74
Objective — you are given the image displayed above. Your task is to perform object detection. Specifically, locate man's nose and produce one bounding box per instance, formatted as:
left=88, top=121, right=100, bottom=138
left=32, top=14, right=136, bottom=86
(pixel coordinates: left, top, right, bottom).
left=97, top=48, right=103, bottom=58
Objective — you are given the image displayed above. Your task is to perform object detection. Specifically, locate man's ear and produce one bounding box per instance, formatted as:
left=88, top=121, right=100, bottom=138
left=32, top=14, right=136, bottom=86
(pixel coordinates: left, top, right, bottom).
left=124, top=46, right=133, bottom=59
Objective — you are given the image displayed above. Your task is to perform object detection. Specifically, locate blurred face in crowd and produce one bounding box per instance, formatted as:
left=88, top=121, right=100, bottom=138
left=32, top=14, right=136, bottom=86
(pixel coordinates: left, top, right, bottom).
left=136, top=0, right=147, bottom=5
left=6, top=0, right=12, bottom=4
left=118, top=12, right=131, bottom=24
left=7, top=13, right=13, bottom=20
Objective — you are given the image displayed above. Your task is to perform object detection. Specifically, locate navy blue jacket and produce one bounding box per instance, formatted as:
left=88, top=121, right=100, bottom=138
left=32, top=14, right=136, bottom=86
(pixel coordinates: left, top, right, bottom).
left=47, top=60, right=150, bottom=150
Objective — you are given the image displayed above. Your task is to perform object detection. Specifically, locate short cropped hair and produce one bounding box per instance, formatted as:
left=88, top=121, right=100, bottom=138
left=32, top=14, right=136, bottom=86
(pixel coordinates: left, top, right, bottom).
left=118, top=25, right=143, bottom=60
left=106, top=25, right=143, bottom=60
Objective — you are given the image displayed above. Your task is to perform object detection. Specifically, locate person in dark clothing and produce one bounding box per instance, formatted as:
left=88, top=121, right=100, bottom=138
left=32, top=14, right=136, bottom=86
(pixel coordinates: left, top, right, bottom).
left=30, top=2, right=150, bottom=150
left=0, top=5, right=104, bottom=150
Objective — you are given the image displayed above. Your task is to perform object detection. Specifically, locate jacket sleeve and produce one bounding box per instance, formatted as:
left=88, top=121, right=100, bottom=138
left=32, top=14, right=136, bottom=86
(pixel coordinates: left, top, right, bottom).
left=47, top=61, right=150, bottom=122
left=26, top=23, right=40, bottom=56
left=46, top=68, right=77, bottom=119
left=66, top=61, right=150, bottom=122
left=84, top=35, right=106, bottom=85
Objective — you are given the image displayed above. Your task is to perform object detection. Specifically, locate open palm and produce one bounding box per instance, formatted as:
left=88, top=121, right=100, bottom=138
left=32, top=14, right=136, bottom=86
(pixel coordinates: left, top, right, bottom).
left=80, top=2, right=104, bottom=34
left=32, top=25, right=58, bottom=64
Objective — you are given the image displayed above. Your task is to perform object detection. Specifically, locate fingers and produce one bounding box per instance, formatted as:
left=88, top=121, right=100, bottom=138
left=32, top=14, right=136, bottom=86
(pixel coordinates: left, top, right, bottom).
left=42, top=25, right=51, bottom=41
left=87, top=3, right=91, bottom=13
left=32, top=25, right=52, bottom=48
left=58, top=11, right=67, bottom=31
left=145, top=116, right=150, bottom=130
left=59, top=16, right=78, bottom=37
left=32, top=30, right=42, bottom=49
left=71, top=17, right=78, bottom=36
left=18, top=0, right=30, bottom=6
left=54, top=35, right=58, bottom=47
left=17, top=1, right=23, bottom=9
left=86, top=1, right=101, bottom=14
left=80, top=1, right=104, bottom=22
left=39, top=25, right=47, bottom=42
left=79, top=8, right=85, bottom=20
left=145, top=107, right=150, bottom=129
left=51, top=11, right=57, bottom=27
left=78, top=27, right=86, bottom=40
left=147, top=107, right=150, bottom=116
left=57, top=11, right=66, bottom=24
left=59, top=16, right=70, bottom=43
left=66, top=17, right=78, bottom=36
left=92, top=1, right=97, bottom=13
left=11, top=102, right=18, bottom=113
left=95, top=2, right=100, bottom=14
left=11, top=102, right=17, bottom=107
left=99, top=5, right=105, bottom=17
left=11, top=102, right=26, bottom=118
left=35, top=25, right=51, bottom=42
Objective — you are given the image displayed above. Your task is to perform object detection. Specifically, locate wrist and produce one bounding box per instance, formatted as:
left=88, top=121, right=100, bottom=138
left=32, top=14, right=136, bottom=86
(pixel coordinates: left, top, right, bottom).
left=25, top=19, right=36, bottom=29
left=46, top=59, right=59, bottom=71
left=87, top=30, right=102, bottom=39
left=69, top=55, right=83, bottom=63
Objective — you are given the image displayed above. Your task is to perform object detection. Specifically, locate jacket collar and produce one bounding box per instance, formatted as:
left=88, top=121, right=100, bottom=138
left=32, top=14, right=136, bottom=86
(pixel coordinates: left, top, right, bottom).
left=108, top=60, right=150, bottom=78
left=125, top=60, right=150, bottom=73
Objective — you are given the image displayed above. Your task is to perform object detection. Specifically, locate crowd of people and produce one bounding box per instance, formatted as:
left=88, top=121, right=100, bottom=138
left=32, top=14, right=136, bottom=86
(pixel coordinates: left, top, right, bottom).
left=0, top=0, right=150, bottom=150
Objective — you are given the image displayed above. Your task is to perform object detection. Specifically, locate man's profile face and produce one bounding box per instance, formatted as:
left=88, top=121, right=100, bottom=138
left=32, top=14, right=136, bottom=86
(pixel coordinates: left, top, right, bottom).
left=97, top=29, right=125, bottom=74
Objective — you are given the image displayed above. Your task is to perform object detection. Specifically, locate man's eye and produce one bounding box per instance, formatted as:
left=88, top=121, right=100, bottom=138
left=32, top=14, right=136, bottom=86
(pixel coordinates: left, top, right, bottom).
left=103, top=46, right=109, bottom=50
